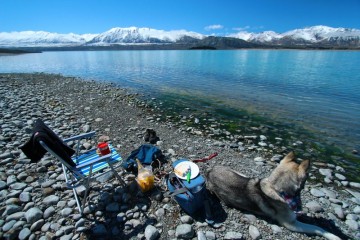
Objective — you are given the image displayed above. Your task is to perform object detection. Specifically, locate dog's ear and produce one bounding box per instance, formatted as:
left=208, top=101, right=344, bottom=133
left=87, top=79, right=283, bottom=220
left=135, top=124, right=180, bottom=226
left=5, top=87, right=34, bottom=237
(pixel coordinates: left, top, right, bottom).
left=281, top=151, right=295, bottom=164
left=298, top=159, right=310, bottom=177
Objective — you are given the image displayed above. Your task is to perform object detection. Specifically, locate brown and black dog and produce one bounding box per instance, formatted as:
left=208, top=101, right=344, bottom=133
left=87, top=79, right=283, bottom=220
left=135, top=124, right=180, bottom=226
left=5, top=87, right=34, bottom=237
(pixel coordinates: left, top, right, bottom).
left=205, top=152, right=341, bottom=240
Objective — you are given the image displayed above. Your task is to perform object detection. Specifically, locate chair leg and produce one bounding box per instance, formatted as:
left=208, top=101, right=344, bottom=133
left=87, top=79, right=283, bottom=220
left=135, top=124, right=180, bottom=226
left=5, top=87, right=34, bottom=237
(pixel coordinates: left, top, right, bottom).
left=81, top=165, right=93, bottom=213
left=62, top=164, right=84, bottom=214
left=108, top=161, right=126, bottom=186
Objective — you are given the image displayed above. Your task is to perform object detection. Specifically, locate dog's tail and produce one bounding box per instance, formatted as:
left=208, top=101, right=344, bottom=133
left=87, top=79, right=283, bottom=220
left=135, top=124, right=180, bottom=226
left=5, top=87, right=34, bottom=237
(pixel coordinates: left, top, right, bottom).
left=282, top=220, right=341, bottom=240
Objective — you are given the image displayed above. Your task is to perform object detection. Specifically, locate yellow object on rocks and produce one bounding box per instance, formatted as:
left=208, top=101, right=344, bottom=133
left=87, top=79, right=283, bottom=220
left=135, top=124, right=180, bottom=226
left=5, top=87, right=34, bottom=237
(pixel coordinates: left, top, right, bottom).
left=136, top=159, right=154, bottom=192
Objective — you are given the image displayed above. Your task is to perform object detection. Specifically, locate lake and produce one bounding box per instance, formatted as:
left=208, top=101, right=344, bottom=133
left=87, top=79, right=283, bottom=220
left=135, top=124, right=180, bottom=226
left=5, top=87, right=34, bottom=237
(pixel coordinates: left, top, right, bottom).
left=1, top=50, right=359, bottom=168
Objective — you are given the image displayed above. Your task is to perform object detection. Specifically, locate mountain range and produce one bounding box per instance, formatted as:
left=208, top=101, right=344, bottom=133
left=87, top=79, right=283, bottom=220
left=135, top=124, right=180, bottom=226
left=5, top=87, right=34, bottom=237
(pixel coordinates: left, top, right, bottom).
left=1, top=25, right=359, bottom=50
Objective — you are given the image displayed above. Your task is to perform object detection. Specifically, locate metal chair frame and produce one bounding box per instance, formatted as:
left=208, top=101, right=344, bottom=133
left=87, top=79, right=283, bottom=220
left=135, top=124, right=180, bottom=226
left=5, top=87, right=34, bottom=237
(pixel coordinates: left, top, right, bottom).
left=39, top=131, right=125, bottom=214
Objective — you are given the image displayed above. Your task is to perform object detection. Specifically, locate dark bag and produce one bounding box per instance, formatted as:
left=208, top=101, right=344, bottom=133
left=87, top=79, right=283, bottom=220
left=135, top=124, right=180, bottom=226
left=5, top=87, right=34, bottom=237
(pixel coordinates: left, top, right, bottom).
left=122, top=144, right=164, bottom=173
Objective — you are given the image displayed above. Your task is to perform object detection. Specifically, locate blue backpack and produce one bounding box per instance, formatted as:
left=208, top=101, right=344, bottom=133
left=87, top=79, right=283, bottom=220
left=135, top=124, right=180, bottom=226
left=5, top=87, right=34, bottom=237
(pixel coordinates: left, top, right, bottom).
left=167, top=159, right=206, bottom=214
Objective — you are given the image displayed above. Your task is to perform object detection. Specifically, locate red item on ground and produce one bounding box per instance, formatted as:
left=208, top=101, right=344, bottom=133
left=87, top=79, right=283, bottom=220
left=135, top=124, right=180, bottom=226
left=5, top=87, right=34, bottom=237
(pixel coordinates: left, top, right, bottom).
left=192, top=152, right=218, bottom=163
left=98, top=142, right=110, bottom=155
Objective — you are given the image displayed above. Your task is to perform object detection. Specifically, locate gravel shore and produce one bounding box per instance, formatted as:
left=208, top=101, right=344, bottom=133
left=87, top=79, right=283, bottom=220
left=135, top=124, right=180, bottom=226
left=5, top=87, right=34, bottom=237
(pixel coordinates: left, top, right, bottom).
left=0, top=73, right=359, bottom=240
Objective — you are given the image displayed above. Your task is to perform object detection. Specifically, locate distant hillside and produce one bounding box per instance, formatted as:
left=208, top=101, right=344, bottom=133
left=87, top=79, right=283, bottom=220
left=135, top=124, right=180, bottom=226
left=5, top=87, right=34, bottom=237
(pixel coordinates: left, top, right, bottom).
left=1, top=26, right=359, bottom=50
left=0, top=48, right=40, bottom=54
left=229, top=25, right=360, bottom=49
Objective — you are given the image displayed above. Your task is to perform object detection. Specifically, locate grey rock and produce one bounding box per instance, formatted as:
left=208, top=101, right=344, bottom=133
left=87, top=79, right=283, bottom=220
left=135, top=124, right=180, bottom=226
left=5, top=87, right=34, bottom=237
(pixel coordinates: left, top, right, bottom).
left=345, top=219, right=359, bottom=231
left=180, top=215, right=193, bottom=224
left=145, top=225, right=160, bottom=240
left=310, top=188, right=326, bottom=197
left=7, top=175, right=17, bottom=185
left=353, top=206, right=360, bottom=214
left=349, top=182, right=360, bottom=189
left=60, top=234, right=73, bottom=240
left=61, top=208, right=72, bottom=217
left=243, top=214, right=257, bottom=223
left=3, top=204, right=22, bottom=216
left=249, top=225, right=261, bottom=240
left=6, top=211, right=25, bottom=221
left=25, top=207, right=43, bottom=224
left=0, top=152, right=13, bottom=160
left=13, top=221, right=26, bottom=229
left=41, top=180, right=56, bottom=188
left=0, top=180, right=6, bottom=190
left=333, top=206, right=345, bottom=220
left=305, top=201, right=323, bottom=212
left=205, top=231, right=216, bottom=240
left=2, top=219, right=16, bottom=232
left=43, top=195, right=59, bottom=205
left=155, top=208, right=165, bottom=218
left=346, top=214, right=358, bottom=221
left=319, top=168, right=332, bottom=178
left=271, top=224, right=282, bottom=234
left=254, top=157, right=265, bottom=162
left=176, top=224, right=194, bottom=239
left=30, top=219, right=45, bottom=231
left=43, top=206, right=55, bottom=219
left=197, top=231, right=206, bottom=240
left=320, top=188, right=337, bottom=199
left=41, top=222, right=51, bottom=232
left=19, top=192, right=31, bottom=202
left=224, top=231, right=243, bottom=240
left=117, top=212, right=126, bottom=222
left=75, top=218, right=85, bottom=228
left=335, top=173, right=346, bottom=181
left=18, top=228, right=31, bottom=240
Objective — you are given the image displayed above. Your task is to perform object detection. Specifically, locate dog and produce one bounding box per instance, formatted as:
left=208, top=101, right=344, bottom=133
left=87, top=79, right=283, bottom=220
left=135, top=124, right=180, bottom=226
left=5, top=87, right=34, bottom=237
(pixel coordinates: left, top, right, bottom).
left=205, top=152, right=341, bottom=240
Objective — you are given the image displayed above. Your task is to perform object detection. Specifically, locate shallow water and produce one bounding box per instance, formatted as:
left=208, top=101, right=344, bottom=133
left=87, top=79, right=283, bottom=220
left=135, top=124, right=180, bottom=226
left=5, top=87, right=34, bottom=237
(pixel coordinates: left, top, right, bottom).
left=1, top=49, right=359, bottom=156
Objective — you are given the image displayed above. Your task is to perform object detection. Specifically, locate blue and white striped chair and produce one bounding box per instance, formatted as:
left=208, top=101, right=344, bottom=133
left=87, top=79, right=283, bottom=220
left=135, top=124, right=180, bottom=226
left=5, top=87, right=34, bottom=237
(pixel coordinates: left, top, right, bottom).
left=39, top=131, right=126, bottom=214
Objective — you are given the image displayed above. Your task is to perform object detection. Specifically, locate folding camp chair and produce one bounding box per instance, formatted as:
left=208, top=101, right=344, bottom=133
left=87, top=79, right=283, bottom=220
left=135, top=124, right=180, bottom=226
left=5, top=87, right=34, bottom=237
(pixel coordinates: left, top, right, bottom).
left=39, top=131, right=125, bottom=213
left=38, top=130, right=126, bottom=214
left=19, top=118, right=126, bottom=214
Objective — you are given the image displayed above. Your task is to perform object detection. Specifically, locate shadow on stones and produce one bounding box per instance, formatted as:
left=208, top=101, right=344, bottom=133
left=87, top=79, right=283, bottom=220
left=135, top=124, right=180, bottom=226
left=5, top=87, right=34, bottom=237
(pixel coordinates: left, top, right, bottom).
left=189, top=190, right=228, bottom=227
left=80, top=181, right=158, bottom=240
left=297, top=214, right=351, bottom=240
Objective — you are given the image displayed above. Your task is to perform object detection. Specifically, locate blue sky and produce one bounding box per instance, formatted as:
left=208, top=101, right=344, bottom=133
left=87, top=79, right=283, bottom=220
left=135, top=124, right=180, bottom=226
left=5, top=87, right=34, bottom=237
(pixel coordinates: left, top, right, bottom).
left=1, top=0, right=359, bottom=35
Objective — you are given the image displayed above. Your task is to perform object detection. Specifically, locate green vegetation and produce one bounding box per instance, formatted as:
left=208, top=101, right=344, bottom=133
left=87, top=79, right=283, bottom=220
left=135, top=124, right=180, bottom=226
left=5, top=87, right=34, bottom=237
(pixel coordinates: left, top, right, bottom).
left=142, top=90, right=360, bottom=182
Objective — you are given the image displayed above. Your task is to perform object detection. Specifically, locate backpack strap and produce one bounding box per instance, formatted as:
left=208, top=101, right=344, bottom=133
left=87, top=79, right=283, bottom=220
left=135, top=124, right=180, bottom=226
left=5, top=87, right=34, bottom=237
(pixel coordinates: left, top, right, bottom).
left=166, top=187, right=188, bottom=197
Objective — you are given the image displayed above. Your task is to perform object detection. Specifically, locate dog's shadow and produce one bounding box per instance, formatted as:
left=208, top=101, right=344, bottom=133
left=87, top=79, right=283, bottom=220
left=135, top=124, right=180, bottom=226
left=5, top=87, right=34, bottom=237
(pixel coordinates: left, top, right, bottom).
left=189, top=190, right=228, bottom=226
left=297, top=214, right=351, bottom=240
left=201, top=192, right=350, bottom=239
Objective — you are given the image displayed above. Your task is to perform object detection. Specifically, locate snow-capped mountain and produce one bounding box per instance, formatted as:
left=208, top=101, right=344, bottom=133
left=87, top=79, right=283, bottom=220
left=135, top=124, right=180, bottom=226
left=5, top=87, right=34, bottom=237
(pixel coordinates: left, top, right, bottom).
left=0, top=27, right=204, bottom=47
left=229, top=25, right=360, bottom=47
left=0, top=25, right=359, bottom=48
left=0, top=31, right=96, bottom=47
left=88, top=27, right=204, bottom=45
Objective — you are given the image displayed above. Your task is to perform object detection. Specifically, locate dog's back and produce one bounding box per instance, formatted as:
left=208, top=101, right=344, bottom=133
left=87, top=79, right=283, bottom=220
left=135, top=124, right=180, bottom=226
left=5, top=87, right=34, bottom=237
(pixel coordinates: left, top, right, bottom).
left=206, top=166, right=267, bottom=214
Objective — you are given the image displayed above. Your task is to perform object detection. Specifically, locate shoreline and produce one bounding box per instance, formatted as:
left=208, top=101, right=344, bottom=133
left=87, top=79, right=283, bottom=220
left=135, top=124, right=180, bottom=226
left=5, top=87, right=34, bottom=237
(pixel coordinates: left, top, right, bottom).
left=0, top=73, right=359, bottom=239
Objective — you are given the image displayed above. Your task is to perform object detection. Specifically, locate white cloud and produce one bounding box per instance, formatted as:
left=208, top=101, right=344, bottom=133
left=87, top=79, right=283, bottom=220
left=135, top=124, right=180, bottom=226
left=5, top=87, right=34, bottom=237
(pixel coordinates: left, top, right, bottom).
left=232, top=26, right=265, bottom=32
left=233, top=26, right=250, bottom=31
left=205, top=24, right=224, bottom=31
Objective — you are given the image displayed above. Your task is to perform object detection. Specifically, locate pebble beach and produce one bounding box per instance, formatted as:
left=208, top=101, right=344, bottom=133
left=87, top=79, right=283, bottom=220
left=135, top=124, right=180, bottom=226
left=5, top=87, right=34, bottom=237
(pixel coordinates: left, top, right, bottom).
left=0, top=73, right=359, bottom=240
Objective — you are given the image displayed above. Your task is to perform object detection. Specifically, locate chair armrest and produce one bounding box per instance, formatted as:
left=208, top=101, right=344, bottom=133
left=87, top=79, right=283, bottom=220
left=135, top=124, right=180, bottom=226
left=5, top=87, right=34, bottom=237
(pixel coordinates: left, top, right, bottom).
left=75, top=153, right=112, bottom=169
left=63, top=131, right=96, bottom=143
